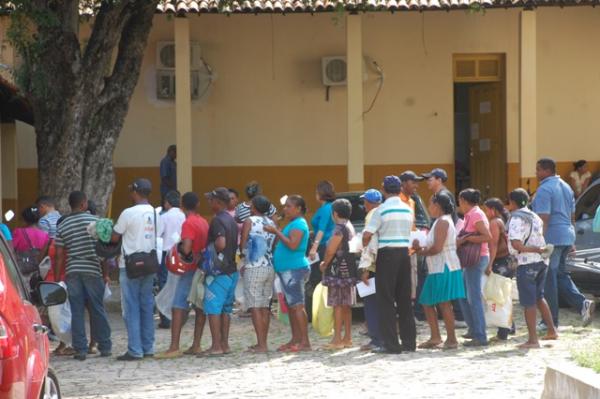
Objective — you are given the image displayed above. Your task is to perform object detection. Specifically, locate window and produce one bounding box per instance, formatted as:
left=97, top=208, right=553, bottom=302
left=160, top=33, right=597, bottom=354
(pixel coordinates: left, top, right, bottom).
left=0, top=237, right=26, bottom=299
left=575, top=183, right=600, bottom=221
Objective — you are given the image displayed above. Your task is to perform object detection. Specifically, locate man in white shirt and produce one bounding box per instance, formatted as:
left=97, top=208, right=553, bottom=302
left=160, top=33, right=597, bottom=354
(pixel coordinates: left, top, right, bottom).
left=111, top=178, right=164, bottom=361
left=157, top=191, right=185, bottom=328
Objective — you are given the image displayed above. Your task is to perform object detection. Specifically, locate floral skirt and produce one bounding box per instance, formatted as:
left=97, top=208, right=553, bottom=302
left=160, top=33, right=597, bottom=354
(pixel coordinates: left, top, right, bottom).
left=418, top=264, right=466, bottom=306
left=326, top=283, right=356, bottom=307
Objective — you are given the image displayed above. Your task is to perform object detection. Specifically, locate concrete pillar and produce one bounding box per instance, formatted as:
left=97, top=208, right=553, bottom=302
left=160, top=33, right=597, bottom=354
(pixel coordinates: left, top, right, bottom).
left=174, top=17, right=193, bottom=194
left=519, top=10, right=537, bottom=192
left=1, top=122, right=18, bottom=219
left=346, top=14, right=365, bottom=191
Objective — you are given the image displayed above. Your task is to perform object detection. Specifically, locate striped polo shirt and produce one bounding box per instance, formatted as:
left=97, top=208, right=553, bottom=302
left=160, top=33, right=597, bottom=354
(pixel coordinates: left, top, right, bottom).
left=364, top=196, right=414, bottom=248
left=39, top=210, right=61, bottom=239
left=55, top=212, right=102, bottom=277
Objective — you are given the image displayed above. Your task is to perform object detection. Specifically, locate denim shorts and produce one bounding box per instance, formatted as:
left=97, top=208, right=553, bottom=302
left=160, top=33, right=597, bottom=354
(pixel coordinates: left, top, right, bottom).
left=172, top=270, right=195, bottom=310
left=278, top=268, right=309, bottom=307
left=516, top=261, right=548, bottom=307
left=203, top=272, right=239, bottom=315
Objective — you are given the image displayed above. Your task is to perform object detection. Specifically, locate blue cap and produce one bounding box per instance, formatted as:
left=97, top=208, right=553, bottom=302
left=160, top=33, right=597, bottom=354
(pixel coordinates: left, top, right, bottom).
left=360, top=189, right=383, bottom=204
left=421, top=168, right=448, bottom=182
left=383, top=175, right=402, bottom=193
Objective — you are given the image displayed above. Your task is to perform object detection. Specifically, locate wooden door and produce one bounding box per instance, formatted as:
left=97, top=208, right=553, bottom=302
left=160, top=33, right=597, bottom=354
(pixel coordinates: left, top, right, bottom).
left=468, top=83, right=506, bottom=199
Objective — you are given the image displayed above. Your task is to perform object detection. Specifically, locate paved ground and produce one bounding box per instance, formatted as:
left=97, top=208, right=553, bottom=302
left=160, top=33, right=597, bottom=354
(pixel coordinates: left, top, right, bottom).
left=53, top=292, right=599, bottom=399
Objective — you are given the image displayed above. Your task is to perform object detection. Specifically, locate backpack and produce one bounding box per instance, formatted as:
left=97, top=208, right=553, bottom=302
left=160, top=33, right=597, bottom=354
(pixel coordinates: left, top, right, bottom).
left=16, top=230, right=42, bottom=275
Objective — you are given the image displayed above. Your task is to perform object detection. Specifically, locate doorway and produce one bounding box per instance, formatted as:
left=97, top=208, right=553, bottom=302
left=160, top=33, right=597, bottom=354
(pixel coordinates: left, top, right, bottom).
left=453, top=54, right=506, bottom=199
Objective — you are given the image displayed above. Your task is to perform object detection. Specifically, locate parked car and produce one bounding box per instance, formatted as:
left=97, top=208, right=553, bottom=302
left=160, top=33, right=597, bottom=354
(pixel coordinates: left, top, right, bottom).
left=0, top=233, right=67, bottom=399
left=568, top=177, right=600, bottom=298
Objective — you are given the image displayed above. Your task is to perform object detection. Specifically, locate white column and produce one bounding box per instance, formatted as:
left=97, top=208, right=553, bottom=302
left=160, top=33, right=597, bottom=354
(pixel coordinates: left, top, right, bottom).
left=346, top=14, right=364, bottom=191
left=175, top=17, right=193, bottom=194
left=520, top=10, right=537, bottom=190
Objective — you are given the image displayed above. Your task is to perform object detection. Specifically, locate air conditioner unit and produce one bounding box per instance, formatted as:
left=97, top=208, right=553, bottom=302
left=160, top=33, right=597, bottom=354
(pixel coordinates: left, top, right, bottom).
left=322, top=56, right=347, bottom=86
left=156, top=70, right=202, bottom=100
left=157, top=41, right=202, bottom=70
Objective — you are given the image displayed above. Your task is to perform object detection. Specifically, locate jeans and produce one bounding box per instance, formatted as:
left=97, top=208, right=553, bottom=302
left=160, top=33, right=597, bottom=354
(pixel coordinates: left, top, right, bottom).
left=363, top=288, right=382, bottom=347
left=545, top=245, right=586, bottom=326
left=119, top=269, right=156, bottom=358
left=459, top=256, right=489, bottom=344
left=66, top=273, right=112, bottom=355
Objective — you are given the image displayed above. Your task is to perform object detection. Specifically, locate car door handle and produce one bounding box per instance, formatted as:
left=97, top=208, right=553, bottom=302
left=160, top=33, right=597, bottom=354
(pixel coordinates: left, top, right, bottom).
left=33, top=324, right=49, bottom=335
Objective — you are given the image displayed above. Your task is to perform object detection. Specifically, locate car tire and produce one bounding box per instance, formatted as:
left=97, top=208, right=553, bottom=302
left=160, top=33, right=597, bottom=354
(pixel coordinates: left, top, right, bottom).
left=40, top=367, right=61, bottom=399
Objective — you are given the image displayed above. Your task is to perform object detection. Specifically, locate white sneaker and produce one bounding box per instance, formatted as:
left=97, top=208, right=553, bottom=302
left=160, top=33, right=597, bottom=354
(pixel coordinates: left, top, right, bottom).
left=582, top=299, right=596, bottom=327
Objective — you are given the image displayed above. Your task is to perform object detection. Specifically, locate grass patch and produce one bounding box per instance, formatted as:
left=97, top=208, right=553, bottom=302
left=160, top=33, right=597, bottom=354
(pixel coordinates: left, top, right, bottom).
left=573, top=338, right=600, bottom=374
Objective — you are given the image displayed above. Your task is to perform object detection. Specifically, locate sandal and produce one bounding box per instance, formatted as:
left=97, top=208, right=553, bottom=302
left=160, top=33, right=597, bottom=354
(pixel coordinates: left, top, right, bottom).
left=155, top=350, right=183, bottom=360
left=54, top=347, right=76, bottom=356
left=322, top=343, right=345, bottom=351
left=183, top=347, right=203, bottom=356
left=442, top=342, right=458, bottom=350
left=417, top=341, right=442, bottom=349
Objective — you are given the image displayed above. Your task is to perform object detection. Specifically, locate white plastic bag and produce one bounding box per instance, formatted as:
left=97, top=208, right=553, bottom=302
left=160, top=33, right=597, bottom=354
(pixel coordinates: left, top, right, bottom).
left=47, top=282, right=72, bottom=345
left=485, top=300, right=513, bottom=329
left=103, top=283, right=112, bottom=301
left=483, top=273, right=512, bottom=305
left=155, top=272, right=180, bottom=321
left=235, top=277, right=246, bottom=312
left=38, top=256, right=52, bottom=279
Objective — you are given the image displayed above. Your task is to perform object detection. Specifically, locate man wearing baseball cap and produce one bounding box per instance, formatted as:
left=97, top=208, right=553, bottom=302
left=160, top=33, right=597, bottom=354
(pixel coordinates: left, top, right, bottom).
left=422, top=168, right=457, bottom=223
left=362, top=176, right=416, bottom=354
left=111, top=178, right=164, bottom=361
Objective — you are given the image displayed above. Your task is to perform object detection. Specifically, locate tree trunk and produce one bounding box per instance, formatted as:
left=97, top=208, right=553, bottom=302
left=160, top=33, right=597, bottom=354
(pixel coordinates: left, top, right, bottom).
left=12, top=0, right=159, bottom=216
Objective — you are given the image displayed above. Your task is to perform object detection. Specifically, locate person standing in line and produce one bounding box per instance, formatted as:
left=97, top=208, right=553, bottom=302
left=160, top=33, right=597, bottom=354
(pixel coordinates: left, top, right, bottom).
left=55, top=191, right=112, bottom=361
left=227, top=188, right=240, bottom=218
left=569, top=160, right=591, bottom=198
left=239, top=195, right=277, bottom=353
left=37, top=196, right=61, bottom=239
left=358, top=189, right=383, bottom=352
left=235, top=181, right=277, bottom=224
left=508, top=189, right=558, bottom=349
left=265, top=195, right=312, bottom=352
left=157, top=192, right=209, bottom=359
left=111, top=179, right=164, bottom=361
left=362, top=176, right=416, bottom=354
left=0, top=221, right=11, bottom=246
left=13, top=206, right=49, bottom=282
left=413, top=193, right=465, bottom=350
left=157, top=191, right=186, bottom=329
left=531, top=158, right=595, bottom=327
left=456, top=189, right=492, bottom=347
left=483, top=197, right=516, bottom=341
left=202, top=188, right=239, bottom=357
left=399, top=171, right=423, bottom=302
left=160, top=145, right=177, bottom=203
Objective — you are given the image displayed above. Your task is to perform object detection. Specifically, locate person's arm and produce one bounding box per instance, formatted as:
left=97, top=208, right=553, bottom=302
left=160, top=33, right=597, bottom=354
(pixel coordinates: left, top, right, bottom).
left=510, top=239, right=543, bottom=255
left=264, top=225, right=304, bottom=251
left=569, top=174, right=578, bottom=195
left=101, top=259, right=111, bottom=284
left=111, top=210, right=127, bottom=243
left=414, top=220, right=448, bottom=257
left=239, top=219, right=252, bottom=256
left=538, top=214, right=550, bottom=235
left=319, top=233, right=342, bottom=272
left=309, top=231, right=324, bottom=260
left=486, top=220, right=500, bottom=275
left=362, top=231, right=373, bottom=248
left=532, top=188, right=551, bottom=235
left=582, top=176, right=591, bottom=193
left=362, top=209, right=381, bottom=248
left=464, top=220, right=492, bottom=244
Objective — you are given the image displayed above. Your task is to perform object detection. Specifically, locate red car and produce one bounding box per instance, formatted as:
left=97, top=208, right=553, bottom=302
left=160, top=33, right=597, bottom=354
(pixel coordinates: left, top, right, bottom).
left=0, top=234, right=66, bottom=399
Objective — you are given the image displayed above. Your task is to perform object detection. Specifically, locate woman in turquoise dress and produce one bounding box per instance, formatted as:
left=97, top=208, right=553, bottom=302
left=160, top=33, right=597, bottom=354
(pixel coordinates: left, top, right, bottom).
left=413, top=193, right=465, bottom=350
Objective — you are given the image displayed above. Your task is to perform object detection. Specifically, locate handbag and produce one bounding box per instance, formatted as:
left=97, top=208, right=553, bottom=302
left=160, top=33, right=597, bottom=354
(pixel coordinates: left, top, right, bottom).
left=456, top=230, right=482, bottom=268
left=323, top=224, right=358, bottom=284
left=16, top=229, right=42, bottom=275
left=124, top=209, right=160, bottom=279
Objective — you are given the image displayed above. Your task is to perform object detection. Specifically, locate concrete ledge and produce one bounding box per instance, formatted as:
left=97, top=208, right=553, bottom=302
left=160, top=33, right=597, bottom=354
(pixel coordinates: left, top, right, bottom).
left=542, top=363, right=600, bottom=399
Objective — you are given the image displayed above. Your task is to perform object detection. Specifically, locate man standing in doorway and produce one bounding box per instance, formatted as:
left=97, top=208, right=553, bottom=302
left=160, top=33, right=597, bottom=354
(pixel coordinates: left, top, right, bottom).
left=112, top=178, right=163, bottom=361
left=55, top=191, right=112, bottom=361
left=202, top=187, right=239, bottom=356
left=363, top=176, right=416, bottom=354
left=160, top=145, right=177, bottom=202
left=531, top=158, right=595, bottom=327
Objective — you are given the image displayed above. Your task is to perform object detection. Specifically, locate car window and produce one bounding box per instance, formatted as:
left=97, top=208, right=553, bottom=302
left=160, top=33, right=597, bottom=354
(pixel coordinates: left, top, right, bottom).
left=576, top=183, right=600, bottom=221
left=0, top=236, right=27, bottom=299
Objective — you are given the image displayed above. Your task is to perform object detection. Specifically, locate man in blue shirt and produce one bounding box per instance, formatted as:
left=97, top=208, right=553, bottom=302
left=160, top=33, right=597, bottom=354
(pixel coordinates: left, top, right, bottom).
left=160, top=145, right=177, bottom=201
left=531, top=158, right=595, bottom=327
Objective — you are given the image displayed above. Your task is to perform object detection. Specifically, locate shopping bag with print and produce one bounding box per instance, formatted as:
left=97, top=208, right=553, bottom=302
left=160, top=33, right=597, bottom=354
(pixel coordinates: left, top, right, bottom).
left=485, top=300, right=513, bottom=329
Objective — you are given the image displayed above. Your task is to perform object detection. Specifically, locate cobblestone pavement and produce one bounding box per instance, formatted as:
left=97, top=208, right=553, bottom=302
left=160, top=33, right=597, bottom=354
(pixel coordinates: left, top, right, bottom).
left=53, top=300, right=599, bottom=399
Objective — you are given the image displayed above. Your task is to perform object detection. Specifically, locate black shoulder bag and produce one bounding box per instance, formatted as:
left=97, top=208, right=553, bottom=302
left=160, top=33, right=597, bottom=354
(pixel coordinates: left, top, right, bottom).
left=124, top=209, right=160, bottom=279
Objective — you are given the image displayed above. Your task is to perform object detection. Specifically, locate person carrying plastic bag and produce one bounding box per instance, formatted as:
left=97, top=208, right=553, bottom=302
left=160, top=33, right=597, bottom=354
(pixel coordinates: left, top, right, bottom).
left=312, top=282, right=333, bottom=337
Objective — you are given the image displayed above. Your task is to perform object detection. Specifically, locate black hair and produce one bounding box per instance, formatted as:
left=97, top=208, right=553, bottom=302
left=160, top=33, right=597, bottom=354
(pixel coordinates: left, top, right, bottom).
left=167, top=144, right=176, bottom=153
left=36, top=195, right=55, bottom=207
left=68, top=191, right=87, bottom=210
left=316, top=180, right=336, bottom=202
left=459, top=188, right=481, bottom=205
left=484, top=197, right=509, bottom=223
left=165, top=190, right=181, bottom=208
left=332, top=198, right=352, bottom=219
left=181, top=192, right=199, bottom=211
left=287, top=195, right=307, bottom=215
left=245, top=181, right=262, bottom=200
left=432, top=192, right=455, bottom=215
left=228, top=188, right=239, bottom=198
left=21, top=206, right=40, bottom=225
left=537, top=158, right=556, bottom=174
left=87, top=200, right=98, bottom=216
left=251, top=195, right=271, bottom=215
left=573, top=160, right=587, bottom=171
left=509, top=188, right=530, bottom=209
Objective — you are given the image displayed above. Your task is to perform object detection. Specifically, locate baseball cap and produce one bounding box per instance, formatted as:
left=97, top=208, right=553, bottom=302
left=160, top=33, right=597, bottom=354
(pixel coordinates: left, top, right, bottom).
left=129, top=178, right=152, bottom=196
left=360, top=189, right=383, bottom=204
left=421, top=168, right=448, bottom=182
left=399, top=170, right=424, bottom=182
left=204, top=187, right=231, bottom=204
left=383, top=175, right=402, bottom=193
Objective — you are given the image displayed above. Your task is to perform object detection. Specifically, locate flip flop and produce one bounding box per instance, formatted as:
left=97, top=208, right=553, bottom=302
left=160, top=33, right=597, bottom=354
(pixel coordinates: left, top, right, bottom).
left=322, top=343, right=345, bottom=351
left=442, top=342, right=458, bottom=350
left=206, top=351, right=226, bottom=357
left=417, top=341, right=442, bottom=349
left=343, top=342, right=354, bottom=349
left=183, top=348, right=203, bottom=355
left=155, top=350, right=183, bottom=360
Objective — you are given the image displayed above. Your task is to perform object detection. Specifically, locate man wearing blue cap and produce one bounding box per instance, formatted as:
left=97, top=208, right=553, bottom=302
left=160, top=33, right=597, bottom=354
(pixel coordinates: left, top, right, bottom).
left=358, top=189, right=383, bottom=351
left=363, top=176, right=416, bottom=354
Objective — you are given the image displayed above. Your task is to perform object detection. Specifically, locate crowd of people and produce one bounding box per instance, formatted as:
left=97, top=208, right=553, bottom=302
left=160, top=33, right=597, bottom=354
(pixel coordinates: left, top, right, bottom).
left=0, top=151, right=596, bottom=360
